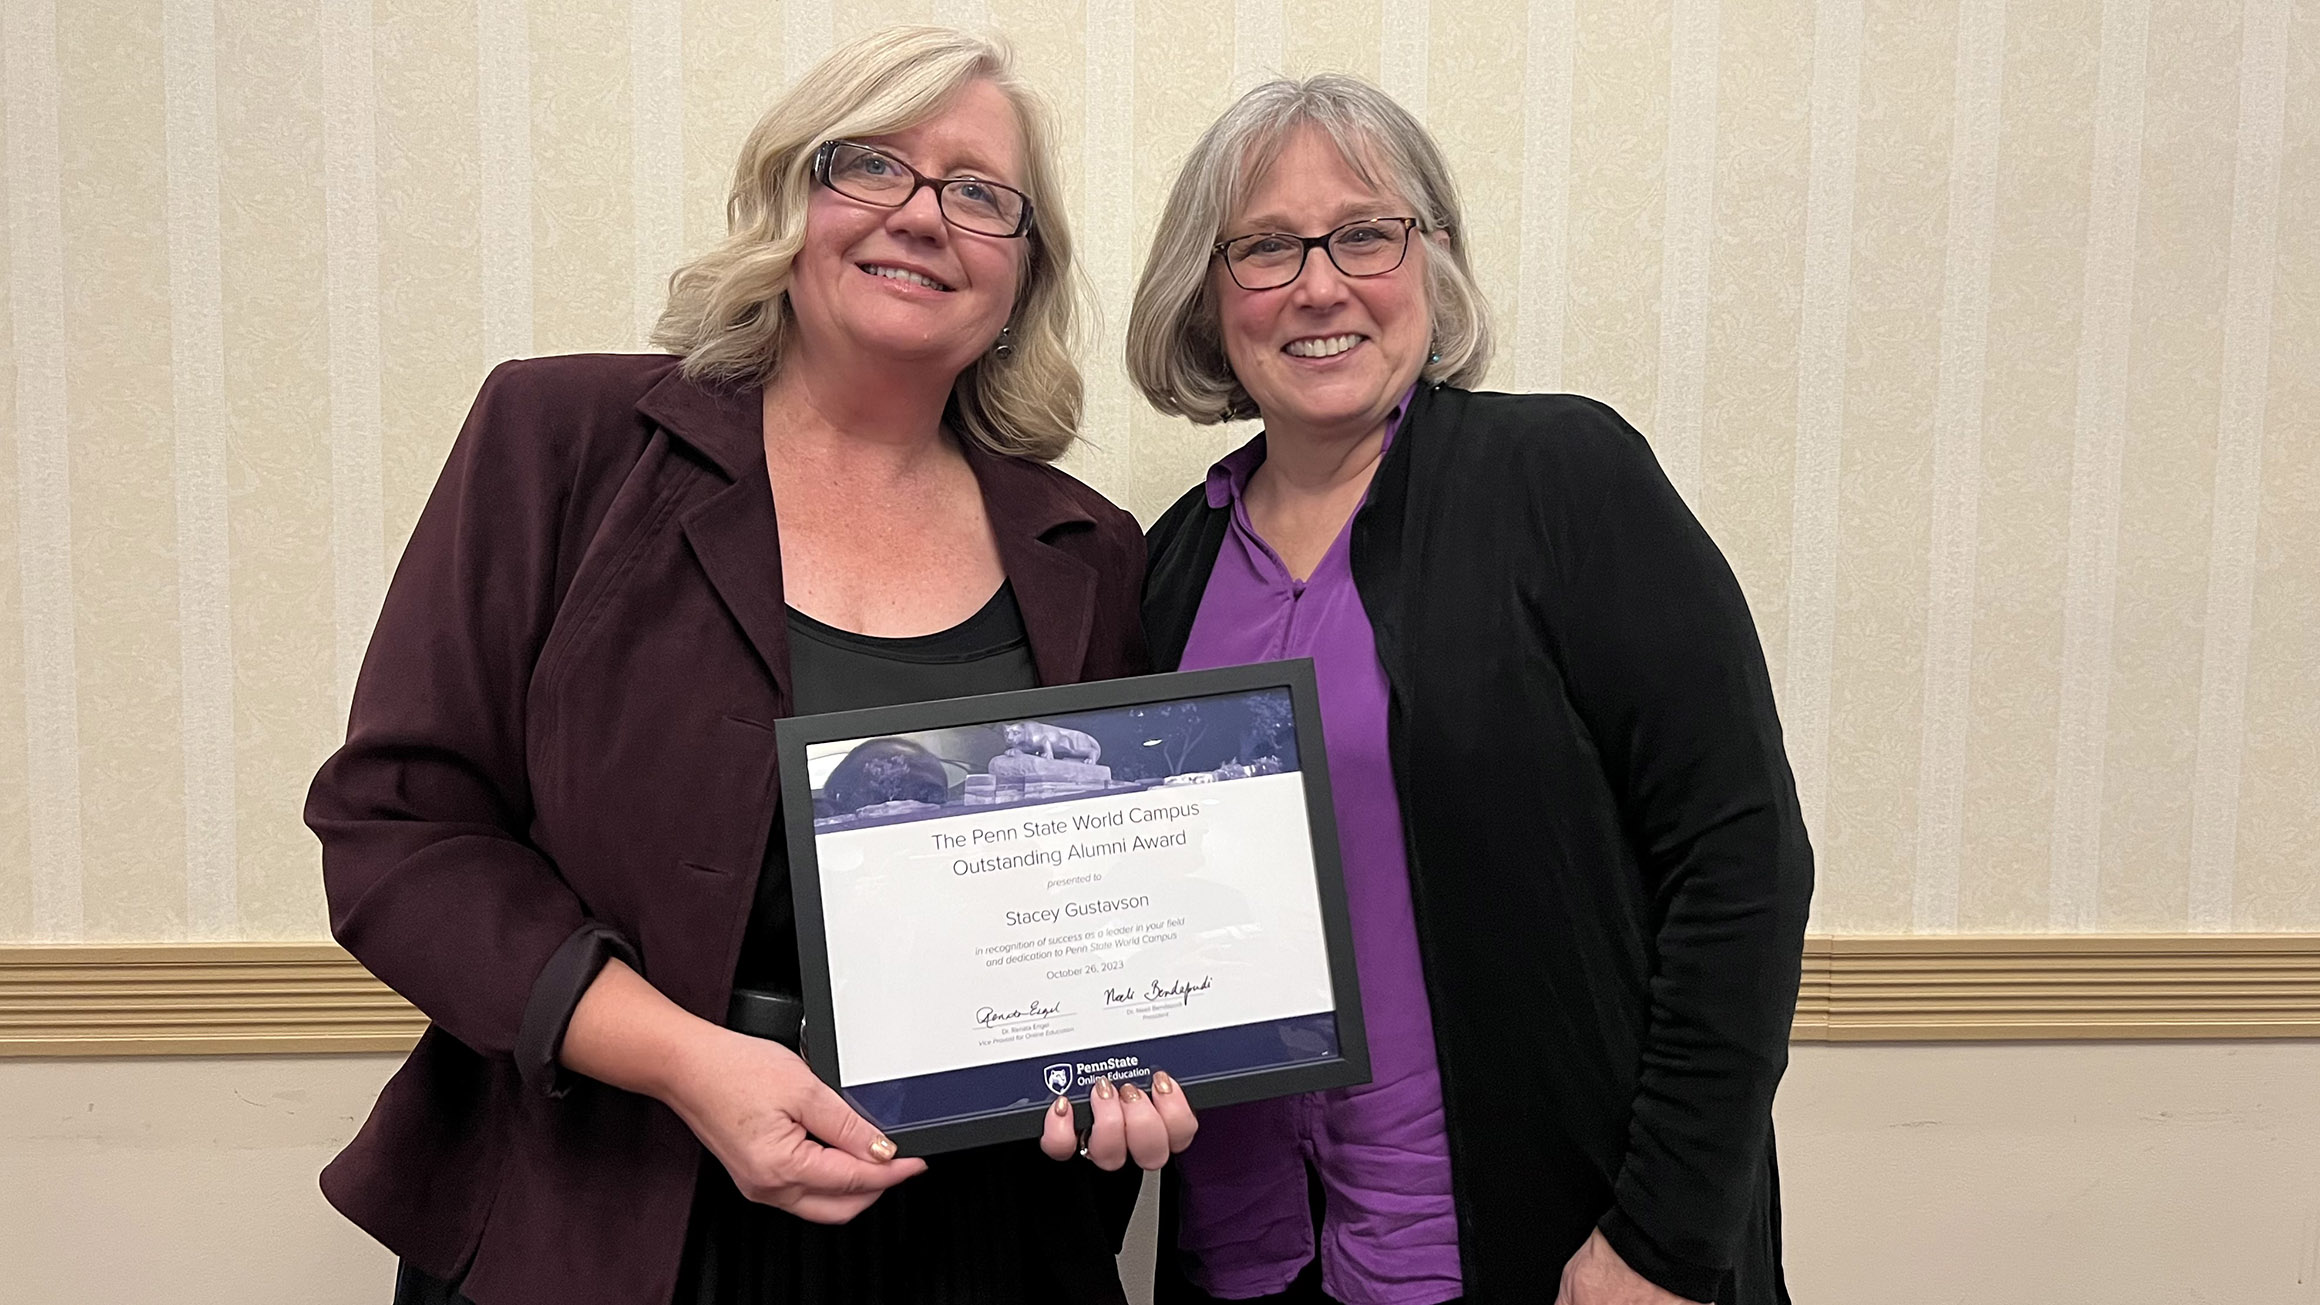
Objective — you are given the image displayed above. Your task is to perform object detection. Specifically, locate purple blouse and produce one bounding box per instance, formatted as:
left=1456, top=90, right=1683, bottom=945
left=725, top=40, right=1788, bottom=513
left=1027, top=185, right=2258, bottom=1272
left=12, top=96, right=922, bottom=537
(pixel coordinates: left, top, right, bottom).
left=1172, top=403, right=1464, bottom=1305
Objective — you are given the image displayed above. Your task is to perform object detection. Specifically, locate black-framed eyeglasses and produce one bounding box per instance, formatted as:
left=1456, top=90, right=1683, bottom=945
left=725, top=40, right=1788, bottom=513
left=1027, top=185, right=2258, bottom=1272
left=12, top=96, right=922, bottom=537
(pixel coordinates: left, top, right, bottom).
left=812, top=140, right=1035, bottom=239
left=1211, top=217, right=1420, bottom=291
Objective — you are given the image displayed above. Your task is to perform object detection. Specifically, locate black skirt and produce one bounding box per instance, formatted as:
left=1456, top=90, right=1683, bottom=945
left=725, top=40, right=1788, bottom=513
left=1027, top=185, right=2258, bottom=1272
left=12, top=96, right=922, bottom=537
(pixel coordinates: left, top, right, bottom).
left=396, top=1141, right=1130, bottom=1305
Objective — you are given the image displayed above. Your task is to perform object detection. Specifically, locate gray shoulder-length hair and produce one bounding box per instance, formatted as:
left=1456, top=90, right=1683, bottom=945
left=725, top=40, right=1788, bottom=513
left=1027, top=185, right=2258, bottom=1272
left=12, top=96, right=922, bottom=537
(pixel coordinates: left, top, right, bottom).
left=652, top=26, right=1085, bottom=462
left=1125, top=74, right=1494, bottom=425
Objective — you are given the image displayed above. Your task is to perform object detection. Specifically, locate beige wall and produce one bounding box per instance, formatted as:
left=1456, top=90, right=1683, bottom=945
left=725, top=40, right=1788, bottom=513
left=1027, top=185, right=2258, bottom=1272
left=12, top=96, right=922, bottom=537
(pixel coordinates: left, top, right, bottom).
left=9, top=1044, right=2319, bottom=1303
left=1779, top=1043, right=2320, bottom=1304
left=0, top=0, right=2313, bottom=945
left=2, top=1056, right=399, bottom=1304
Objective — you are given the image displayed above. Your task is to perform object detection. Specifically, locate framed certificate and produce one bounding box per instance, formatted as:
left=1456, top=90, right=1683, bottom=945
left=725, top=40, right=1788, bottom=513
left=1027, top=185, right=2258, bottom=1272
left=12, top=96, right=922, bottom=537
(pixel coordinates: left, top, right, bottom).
left=774, top=659, right=1370, bottom=1156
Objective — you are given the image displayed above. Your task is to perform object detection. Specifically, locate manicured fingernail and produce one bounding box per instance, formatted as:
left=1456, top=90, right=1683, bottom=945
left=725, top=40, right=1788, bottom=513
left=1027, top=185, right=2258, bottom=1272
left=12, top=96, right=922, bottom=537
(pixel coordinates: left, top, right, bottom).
left=869, top=1137, right=897, bottom=1162
left=1093, top=1077, right=1116, bottom=1101
left=1121, top=1083, right=1145, bottom=1104
left=1052, top=1094, right=1072, bottom=1117
left=1153, top=1072, right=1176, bottom=1095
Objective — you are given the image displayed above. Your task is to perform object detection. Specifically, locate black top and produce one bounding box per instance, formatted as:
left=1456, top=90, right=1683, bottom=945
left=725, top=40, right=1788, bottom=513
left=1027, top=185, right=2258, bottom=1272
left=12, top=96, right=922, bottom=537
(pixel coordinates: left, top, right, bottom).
left=786, top=582, right=1041, bottom=708
left=731, top=584, right=1038, bottom=992
left=1142, top=386, right=1811, bottom=1305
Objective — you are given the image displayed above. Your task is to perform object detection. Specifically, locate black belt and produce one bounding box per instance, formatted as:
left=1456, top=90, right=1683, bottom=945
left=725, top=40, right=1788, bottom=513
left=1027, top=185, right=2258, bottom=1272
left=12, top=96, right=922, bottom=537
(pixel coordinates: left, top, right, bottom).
left=725, top=987, right=806, bottom=1052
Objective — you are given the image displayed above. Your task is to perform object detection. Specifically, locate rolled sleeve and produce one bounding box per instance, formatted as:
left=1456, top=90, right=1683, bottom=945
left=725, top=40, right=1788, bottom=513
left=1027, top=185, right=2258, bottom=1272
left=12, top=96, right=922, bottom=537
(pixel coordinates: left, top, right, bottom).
left=515, top=922, right=643, bottom=1097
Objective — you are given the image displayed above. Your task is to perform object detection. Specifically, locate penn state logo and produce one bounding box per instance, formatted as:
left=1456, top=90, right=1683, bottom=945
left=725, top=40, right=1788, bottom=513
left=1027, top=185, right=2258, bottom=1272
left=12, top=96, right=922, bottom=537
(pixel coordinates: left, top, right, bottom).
left=1042, top=1062, right=1074, bottom=1096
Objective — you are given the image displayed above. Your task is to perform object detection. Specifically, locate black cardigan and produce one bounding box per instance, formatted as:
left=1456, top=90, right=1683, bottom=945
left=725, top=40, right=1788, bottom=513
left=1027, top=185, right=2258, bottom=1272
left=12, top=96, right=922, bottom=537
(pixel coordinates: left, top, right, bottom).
left=1141, top=385, right=1811, bottom=1305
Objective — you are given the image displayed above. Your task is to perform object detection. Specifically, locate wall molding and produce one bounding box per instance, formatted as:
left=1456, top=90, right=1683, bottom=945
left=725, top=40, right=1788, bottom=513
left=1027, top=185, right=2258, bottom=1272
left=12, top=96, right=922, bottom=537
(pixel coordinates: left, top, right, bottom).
left=1791, top=934, right=2320, bottom=1041
left=3, top=935, right=2316, bottom=1056
left=0, top=943, right=423, bottom=1055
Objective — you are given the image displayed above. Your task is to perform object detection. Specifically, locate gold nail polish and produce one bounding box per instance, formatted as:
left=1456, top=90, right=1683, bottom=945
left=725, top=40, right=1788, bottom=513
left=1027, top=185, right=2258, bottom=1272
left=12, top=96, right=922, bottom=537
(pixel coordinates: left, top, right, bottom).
left=1093, top=1076, right=1116, bottom=1100
left=1052, top=1094, right=1072, bottom=1117
left=869, top=1137, right=897, bottom=1162
left=1153, top=1072, right=1176, bottom=1095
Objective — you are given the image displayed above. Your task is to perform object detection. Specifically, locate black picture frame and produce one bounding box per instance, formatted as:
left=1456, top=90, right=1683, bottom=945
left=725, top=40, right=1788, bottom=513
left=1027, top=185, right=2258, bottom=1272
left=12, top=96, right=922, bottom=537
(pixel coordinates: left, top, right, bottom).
left=774, top=659, right=1370, bottom=1157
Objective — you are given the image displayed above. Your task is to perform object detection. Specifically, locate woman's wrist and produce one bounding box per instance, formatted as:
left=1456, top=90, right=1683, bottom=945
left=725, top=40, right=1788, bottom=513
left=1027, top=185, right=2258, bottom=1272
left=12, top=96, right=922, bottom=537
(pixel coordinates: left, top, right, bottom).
left=645, top=1009, right=741, bottom=1116
left=562, top=958, right=721, bottom=1106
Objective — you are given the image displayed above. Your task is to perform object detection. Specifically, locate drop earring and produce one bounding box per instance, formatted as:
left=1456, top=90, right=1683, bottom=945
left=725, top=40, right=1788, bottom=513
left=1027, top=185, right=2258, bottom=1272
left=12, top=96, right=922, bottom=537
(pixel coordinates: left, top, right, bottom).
left=993, top=324, right=1016, bottom=358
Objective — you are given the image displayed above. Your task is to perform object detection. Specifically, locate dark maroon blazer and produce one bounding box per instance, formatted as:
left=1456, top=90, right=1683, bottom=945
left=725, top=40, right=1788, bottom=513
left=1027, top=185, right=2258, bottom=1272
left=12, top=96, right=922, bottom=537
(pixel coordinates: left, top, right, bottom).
left=306, top=354, right=1150, bottom=1305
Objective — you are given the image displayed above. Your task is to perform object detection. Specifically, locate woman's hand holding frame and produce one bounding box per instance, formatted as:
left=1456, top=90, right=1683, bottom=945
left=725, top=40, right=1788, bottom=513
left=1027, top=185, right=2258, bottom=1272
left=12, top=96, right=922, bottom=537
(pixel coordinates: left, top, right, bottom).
left=1037, top=1071, right=1200, bottom=1171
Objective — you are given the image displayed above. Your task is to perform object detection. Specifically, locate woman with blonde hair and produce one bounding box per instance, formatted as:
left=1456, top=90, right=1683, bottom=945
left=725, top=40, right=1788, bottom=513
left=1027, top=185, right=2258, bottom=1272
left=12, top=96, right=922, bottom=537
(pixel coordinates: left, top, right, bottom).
left=309, top=27, right=1191, bottom=1305
left=1129, top=76, right=1810, bottom=1305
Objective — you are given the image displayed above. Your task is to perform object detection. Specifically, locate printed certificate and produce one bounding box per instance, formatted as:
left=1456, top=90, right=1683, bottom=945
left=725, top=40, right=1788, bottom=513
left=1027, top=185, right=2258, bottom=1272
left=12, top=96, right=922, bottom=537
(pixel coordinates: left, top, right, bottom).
left=775, top=661, right=1370, bottom=1155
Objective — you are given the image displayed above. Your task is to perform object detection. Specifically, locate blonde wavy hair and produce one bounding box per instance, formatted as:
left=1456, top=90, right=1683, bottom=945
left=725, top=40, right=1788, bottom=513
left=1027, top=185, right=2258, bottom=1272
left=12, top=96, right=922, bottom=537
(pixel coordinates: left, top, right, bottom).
left=1126, top=74, right=1493, bottom=424
left=652, top=27, right=1084, bottom=461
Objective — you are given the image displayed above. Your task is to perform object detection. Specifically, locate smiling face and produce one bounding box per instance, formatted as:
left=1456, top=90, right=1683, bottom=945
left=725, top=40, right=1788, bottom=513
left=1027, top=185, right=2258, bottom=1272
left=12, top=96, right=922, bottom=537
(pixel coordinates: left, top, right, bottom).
left=784, top=79, right=1030, bottom=383
left=1211, top=125, right=1433, bottom=444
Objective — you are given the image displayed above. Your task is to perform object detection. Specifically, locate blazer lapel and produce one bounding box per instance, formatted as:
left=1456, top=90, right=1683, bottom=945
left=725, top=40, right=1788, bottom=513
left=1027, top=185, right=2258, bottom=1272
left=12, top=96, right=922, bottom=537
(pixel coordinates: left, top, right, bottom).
left=1000, top=529, right=1096, bottom=687
left=679, top=467, right=792, bottom=707
left=638, top=369, right=793, bottom=707
left=968, top=448, right=1097, bottom=688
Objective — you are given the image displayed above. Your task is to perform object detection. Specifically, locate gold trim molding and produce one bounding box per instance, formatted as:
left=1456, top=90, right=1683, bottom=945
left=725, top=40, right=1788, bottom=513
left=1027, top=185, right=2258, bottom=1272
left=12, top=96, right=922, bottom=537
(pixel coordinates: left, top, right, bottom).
left=1791, top=934, right=2320, bottom=1041
left=0, top=943, right=424, bottom=1056
left=2, top=935, right=2316, bottom=1057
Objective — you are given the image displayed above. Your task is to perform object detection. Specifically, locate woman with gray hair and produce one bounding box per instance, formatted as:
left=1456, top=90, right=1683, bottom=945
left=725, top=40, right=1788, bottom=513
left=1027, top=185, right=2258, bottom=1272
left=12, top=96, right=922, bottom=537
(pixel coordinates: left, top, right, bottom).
left=309, top=26, right=1190, bottom=1305
left=1130, top=76, right=1812, bottom=1305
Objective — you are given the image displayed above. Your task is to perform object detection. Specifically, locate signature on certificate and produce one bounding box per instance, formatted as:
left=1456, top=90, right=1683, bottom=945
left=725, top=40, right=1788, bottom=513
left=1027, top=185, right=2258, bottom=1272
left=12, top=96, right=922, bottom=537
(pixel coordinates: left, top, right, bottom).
left=1104, top=975, right=1215, bottom=1008
left=974, top=998, right=1063, bottom=1028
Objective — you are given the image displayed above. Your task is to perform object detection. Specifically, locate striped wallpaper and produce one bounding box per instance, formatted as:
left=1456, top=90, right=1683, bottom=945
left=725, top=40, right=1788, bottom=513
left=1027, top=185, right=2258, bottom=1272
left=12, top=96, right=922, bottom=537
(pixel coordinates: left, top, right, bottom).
left=0, top=0, right=2312, bottom=941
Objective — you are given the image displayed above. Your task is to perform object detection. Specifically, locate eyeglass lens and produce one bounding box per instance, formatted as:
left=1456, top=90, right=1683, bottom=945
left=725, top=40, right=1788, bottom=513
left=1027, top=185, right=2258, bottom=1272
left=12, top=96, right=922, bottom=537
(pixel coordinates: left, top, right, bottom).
left=823, top=143, right=1028, bottom=237
left=1223, top=220, right=1412, bottom=290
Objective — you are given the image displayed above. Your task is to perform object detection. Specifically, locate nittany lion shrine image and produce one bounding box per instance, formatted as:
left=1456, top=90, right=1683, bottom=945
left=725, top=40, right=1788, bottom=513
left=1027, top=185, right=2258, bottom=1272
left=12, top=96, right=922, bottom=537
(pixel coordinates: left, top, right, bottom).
left=2, top=5, right=2316, bottom=1305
